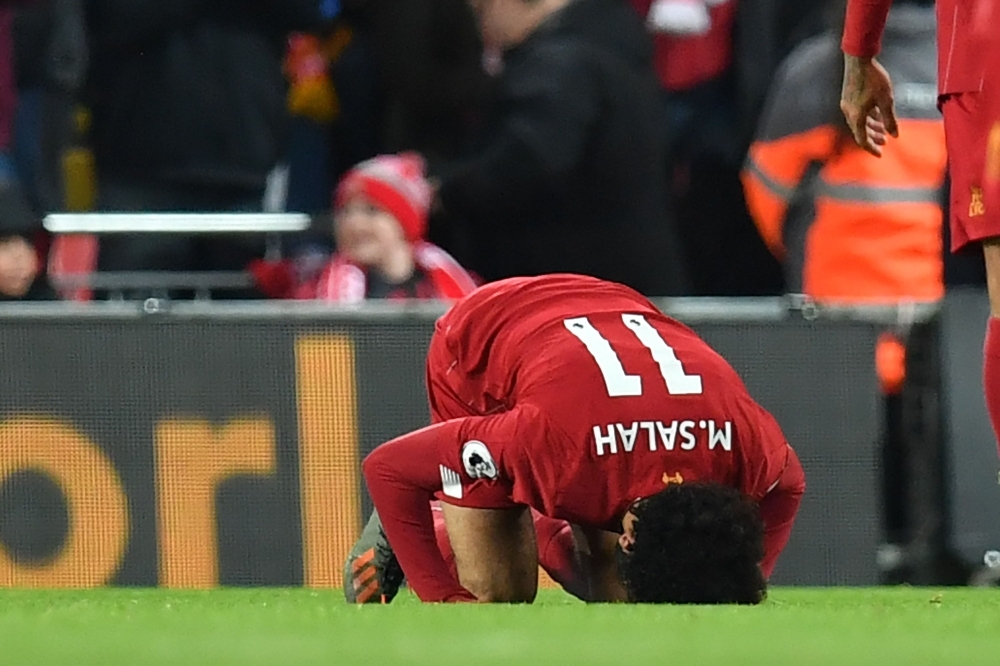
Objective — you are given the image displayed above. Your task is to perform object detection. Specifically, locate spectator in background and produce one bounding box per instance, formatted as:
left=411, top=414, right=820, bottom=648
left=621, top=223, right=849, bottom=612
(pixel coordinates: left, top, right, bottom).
left=252, top=153, right=477, bottom=302
left=0, top=183, right=54, bottom=300
left=732, top=0, right=831, bottom=148
left=281, top=0, right=488, bottom=217
left=0, top=232, right=54, bottom=300
left=432, top=0, right=688, bottom=297
left=331, top=0, right=490, bottom=257
left=0, top=0, right=53, bottom=301
left=281, top=20, right=349, bottom=215
left=742, top=0, right=945, bottom=305
left=632, top=0, right=740, bottom=166
left=84, top=1, right=324, bottom=292
left=12, top=0, right=88, bottom=215
left=741, top=0, right=944, bottom=575
left=339, top=0, right=488, bottom=163
left=629, top=0, right=781, bottom=297
left=0, top=6, right=20, bottom=181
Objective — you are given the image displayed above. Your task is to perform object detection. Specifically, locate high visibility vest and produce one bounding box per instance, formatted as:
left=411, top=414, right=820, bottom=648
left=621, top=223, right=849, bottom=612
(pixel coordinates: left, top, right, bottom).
left=741, top=6, right=946, bottom=304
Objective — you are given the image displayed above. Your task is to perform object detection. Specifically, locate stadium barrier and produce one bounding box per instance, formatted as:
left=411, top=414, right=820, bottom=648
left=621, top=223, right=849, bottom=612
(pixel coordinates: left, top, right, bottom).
left=0, top=299, right=894, bottom=588
left=42, top=213, right=312, bottom=300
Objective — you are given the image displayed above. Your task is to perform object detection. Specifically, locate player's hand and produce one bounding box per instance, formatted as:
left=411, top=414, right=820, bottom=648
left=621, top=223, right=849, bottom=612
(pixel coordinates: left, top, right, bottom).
left=840, top=54, right=899, bottom=158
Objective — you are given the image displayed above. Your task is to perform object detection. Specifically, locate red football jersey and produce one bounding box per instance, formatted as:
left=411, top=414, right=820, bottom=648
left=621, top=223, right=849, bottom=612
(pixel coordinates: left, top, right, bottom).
left=427, top=275, right=789, bottom=527
left=842, top=0, right=997, bottom=95
left=363, top=275, right=794, bottom=602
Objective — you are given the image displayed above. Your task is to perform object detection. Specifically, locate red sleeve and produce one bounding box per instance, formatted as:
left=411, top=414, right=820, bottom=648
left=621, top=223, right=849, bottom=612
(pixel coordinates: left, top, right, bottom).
left=756, top=448, right=806, bottom=578
left=841, top=0, right=894, bottom=58
left=363, top=422, right=478, bottom=602
left=362, top=412, right=528, bottom=602
left=734, top=398, right=793, bottom=502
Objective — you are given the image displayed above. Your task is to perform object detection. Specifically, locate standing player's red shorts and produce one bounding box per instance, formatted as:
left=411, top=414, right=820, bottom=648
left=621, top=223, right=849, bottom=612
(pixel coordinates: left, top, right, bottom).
left=943, top=77, right=1000, bottom=252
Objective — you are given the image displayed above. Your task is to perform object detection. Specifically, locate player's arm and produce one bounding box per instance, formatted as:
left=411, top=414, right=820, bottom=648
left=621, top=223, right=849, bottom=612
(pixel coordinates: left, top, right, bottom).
left=576, top=527, right=630, bottom=603
left=757, top=482, right=805, bottom=579
left=840, top=0, right=898, bottom=156
left=751, top=445, right=806, bottom=579
left=364, top=409, right=538, bottom=603
left=363, top=422, right=481, bottom=603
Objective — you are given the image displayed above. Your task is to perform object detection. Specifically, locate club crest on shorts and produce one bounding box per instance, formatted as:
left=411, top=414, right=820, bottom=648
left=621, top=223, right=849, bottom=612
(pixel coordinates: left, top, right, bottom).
left=461, top=440, right=498, bottom=480
left=970, top=187, right=986, bottom=218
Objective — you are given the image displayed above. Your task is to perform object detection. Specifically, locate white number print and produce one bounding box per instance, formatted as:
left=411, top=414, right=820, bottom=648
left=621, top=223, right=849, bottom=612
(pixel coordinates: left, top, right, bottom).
left=564, top=314, right=703, bottom=397
left=564, top=317, right=642, bottom=396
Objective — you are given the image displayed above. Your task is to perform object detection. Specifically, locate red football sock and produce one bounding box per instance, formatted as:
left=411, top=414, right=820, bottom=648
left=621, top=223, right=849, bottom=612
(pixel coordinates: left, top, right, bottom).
left=983, top=317, right=1000, bottom=457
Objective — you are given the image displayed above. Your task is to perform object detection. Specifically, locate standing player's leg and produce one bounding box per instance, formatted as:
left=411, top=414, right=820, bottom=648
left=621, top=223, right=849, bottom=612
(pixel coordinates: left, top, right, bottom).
left=983, top=116, right=1000, bottom=453
left=945, top=92, right=1000, bottom=455
left=982, top=237, right=1000, bottom=451
left=439, top=502, right=539, bottom=603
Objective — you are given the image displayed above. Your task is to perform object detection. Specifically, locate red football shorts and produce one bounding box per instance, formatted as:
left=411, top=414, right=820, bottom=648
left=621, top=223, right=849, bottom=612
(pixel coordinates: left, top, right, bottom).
left=943, top=89, right=1000, bottom=252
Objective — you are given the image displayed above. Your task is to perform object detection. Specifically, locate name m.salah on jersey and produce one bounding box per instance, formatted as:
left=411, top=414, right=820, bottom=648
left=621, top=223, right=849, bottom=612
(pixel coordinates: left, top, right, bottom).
left=591, top=419, right=733, bottom=456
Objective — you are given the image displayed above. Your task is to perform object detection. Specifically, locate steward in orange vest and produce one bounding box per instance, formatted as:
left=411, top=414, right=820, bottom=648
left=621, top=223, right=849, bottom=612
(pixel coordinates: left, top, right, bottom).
left=742, top=2, right=946, bottom=305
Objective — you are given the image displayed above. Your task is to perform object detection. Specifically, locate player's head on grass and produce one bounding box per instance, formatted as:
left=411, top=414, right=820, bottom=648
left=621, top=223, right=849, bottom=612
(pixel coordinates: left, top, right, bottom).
left=616, top=482, right=766, bottom=604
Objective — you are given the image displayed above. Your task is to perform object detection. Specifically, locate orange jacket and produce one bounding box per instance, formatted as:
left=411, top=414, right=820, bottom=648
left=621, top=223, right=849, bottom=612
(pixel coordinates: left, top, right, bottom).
left=742, top=6, right=946, bottom=304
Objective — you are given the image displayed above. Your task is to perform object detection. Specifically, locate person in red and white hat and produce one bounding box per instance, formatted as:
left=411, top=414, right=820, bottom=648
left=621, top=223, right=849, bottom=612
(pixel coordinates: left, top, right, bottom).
left=253, top=153, right=479, bottom=302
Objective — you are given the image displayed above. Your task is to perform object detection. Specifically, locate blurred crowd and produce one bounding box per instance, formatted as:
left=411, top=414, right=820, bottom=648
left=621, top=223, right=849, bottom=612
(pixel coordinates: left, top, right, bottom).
left=0, top=0, right=987, bottom=303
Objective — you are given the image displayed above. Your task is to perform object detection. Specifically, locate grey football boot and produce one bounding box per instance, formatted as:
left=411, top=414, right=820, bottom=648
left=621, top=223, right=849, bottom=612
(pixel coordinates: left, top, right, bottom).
left=343, top=509, right=405, bottom=603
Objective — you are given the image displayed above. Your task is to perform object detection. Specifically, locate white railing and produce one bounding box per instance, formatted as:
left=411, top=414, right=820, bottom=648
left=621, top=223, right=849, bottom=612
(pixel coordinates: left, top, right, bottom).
left=42, top=212, right=312, bottom=300
left=43, top=213, right=310, bottom=234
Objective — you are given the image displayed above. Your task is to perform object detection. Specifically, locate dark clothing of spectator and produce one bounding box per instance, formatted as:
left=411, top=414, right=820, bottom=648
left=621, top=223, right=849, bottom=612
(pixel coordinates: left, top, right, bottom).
left=93, top=180, right=269, bottom=299
left=85, top=0, right=323, bottom=194
left=435, top=0, right=688, bottom=297
left=0, top=8, right=15, bottom=155
left=341, top=0, right=488, bottom=162
left=1, top=0, right=40, bottom=158
left=83, top=1, right=324, bottom=296
left=12, top=0, right=88, bottom=213
left=732, top=0, right=833, bottom=147
left=1, top=0, right=53, bottom=303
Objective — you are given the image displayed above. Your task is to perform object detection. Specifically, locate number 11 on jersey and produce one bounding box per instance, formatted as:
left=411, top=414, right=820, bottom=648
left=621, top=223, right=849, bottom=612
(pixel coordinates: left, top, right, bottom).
left=564, top=314, right=703, bottom=397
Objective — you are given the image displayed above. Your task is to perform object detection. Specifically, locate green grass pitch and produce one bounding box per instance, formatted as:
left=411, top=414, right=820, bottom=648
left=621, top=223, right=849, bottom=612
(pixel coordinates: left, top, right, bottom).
left=2, top=587, right=999, bottom=665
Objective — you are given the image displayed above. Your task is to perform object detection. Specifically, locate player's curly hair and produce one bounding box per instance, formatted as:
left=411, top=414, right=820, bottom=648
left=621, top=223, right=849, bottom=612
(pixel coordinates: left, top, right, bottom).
left=617, top=482, right=767, bottom=604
